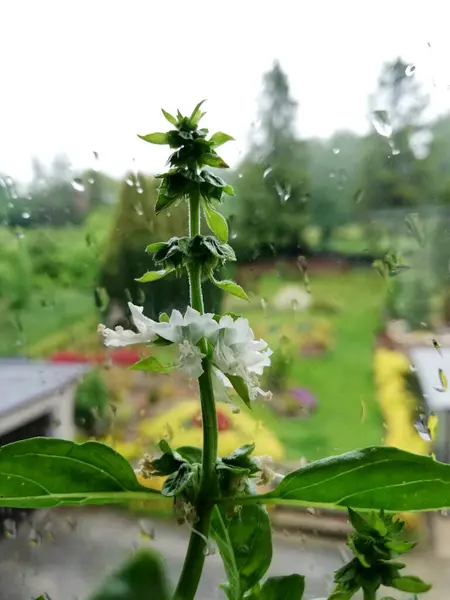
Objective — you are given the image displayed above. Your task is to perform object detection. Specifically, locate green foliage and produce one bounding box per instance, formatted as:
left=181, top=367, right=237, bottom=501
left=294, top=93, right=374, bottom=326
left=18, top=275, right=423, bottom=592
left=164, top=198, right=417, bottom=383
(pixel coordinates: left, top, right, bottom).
left=88, top=549, right=171, bottom=600
left=258, top=575, right=305, bottom=600
left=74, top=370, right=111, bottom=436
left=0, top=438, right=159, bottom=508
left=330, top=510, right=430, bottom=598
left=211, top=503, right=272, bottom=599
left=256, top=446, right=450, bottom=511
left=231, top=62, right=310, bottom=258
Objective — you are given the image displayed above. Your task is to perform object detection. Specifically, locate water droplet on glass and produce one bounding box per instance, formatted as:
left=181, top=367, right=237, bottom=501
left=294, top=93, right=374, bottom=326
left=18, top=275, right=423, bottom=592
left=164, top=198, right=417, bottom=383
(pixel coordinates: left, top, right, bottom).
left=16, top=232, right=24, bottom=240
left=410, top=364, right=417, bottom=373
left=4, top=519, right=17, bottom=539
left=139, top=519, right=156, bottom=541
left=263, top=167, right=272, bottom=178
left=238, top=173, right=243, bottom=179
left=231, top=232, right=238, bottom=240
left=88, top=177, right=94, bottom=185
left=405, top=64, right=416, bottom=77
left=22, top=212, right=30, bottom=219
left=415, top=416, right=432, bottom=441
left=7, top=202, right=14, bottom=209
left=137, top=185, right=144, bottom=195
left=371, top=110, right=393, bottom=138
left=301, top=193, right=311, bottom=203
left=332, top=147, right=340, bottom=155
left=28, top=528, right=42, bottom=547
left=329, top=170, right=336, bottom=179
left=92, top=150, right=100, bottom=172
left=71, top=179, right=85, bottom=192
left=126, top=176, right=134, bottom=186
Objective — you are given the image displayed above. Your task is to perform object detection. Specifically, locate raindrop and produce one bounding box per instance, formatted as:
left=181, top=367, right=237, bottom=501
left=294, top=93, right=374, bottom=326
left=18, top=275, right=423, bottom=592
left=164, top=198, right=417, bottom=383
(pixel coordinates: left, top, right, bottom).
left=137, top=185, right=144, bottom=195
left=4, top=519, right=17, bottom=539
left=126, top=176, right=134, bottom=186
left=301, top=193, right=311, bottom=203
left=10, top=188, right=18, bottom=200
left=135, top=206, right=143, bottom=216
left=139, top=519, right=156, bottom=541
left=263, top=167, right=272, bottom=178
left=28, top=528, right=42, bottom=547
left=329, top=170, right=336, bottom=179
left=405, top=64, right=416, bottom=77
left=238, top=173, right=243, bottom=179
left=409, top=364, right=417, bottom=373
left=5, top=176, right=13, bottom=186
left=7, top=202, right=14, bottom=209
left=92, top=150, right=100, bottom=172
left=371, top=110, right=392, bottom=138
left=414, top=416, right=432, bottom=441
left=71, top=179, right=85, bottom=192
left=389, top=140, right=401, bottom=155
left=22, top=212, right=30, bottom=219
left=332, top=147, right=340, bottom=155
left=16, top=232, right=24, bottom=240
left=88, top=178, right=95, bottom=185
left=231, top=232, right=238, bottom=240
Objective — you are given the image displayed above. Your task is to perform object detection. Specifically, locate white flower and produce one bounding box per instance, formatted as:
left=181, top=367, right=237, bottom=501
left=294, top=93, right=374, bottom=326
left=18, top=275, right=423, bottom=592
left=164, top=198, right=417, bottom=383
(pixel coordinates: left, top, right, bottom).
left=151, top=306, right=219, bottom=344
left=98, top=302, right=157, bottom=347
left=253, top=455, right=284, bottom=486
left=177, top=340, right=205, bottom=379
left=213, top=316, right=272, bottom=401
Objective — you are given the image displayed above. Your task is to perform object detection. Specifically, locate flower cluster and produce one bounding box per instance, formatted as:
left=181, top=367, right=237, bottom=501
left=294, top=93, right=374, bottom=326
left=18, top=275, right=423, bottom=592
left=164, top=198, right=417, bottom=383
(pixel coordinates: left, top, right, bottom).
left=98, top=303, right=272, bottom=403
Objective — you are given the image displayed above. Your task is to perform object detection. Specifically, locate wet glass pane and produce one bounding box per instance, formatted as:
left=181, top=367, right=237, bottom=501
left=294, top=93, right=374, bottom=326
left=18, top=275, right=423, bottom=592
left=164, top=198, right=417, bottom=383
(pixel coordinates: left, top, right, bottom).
left=1, top=3, right=450, bottom=599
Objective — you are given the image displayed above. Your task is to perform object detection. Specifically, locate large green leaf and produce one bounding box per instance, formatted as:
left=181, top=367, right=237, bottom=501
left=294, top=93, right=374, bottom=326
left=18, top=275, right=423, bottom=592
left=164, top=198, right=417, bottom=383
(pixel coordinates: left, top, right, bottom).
left=259, top=574, right=305, bottom=600
left=235, top=447, right=450, bottom=511
left=203, top=202, right=229, bottom=242
left=88, top=549, right=170, bottom=600
left=209, top=274, right=249, bottom=301
left=211, top=503, right=272, bottom=599
left=0, top=438, right=159, bottom=508
left=137, top=132, right=169, bottom=145
left=135, top=268, right=173, bottom=283
left=129, top=356, right=174, bottom=373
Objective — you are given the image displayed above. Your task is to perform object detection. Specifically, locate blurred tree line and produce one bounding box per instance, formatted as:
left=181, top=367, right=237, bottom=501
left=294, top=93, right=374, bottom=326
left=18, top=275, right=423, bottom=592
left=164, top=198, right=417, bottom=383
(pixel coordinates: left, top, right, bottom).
left=3, top=57, right=450, bottom=328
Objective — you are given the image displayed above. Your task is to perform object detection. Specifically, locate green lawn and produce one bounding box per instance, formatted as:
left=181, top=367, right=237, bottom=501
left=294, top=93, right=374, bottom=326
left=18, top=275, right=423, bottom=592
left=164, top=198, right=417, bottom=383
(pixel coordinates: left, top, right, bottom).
left=237, top=269, right=386, bottom=461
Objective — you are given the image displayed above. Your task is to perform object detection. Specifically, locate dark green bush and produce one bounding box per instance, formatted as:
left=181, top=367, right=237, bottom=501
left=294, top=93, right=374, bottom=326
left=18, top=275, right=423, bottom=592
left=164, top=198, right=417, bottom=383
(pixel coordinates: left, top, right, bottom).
left=74, top=370, right=111, bottom=436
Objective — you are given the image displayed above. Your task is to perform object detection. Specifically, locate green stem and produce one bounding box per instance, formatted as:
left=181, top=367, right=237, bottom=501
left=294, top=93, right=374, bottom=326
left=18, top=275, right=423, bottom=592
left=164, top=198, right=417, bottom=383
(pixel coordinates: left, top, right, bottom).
left=173, top=193, right=218, bottom=600
left=363, top=588, right=376, bottom=600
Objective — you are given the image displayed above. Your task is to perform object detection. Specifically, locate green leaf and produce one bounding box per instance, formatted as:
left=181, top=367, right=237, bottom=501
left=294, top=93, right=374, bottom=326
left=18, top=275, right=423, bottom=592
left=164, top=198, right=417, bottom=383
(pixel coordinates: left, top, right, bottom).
left=202, top=153, right=230, bottom=169
left=162, top=463, right=193, bottom=497
left=210, top=131, right=234, bottom=148
left=155, top=193, right=178, bottom=215
left=146, top=242, right=167, bottom=253
left=203, top=202, right=229, bottom=242
left=190, top=99, right=206, bottom=124
left=226, top=373, right=251, bottom=408
left=161, top=108, right=178, bottom=126
left=0, top=438, right=159, bottom=508
left=260, top=446, right=450, bottom=511
left=129, top=356, right=174, bottom=373
left=137, top=132, right=169, bottom=145
left=391, top=576, right=431, bottom=593
left=176, top=446, right=203, bottom=464
left=209, top=274, right=249, bottom=301
left=211, top=503, right=272, bottom=597
left=88, top=549, right=170, bottom=600
left=135, top=268, right=173, bottom=283
left=259, top=574, right=305, bottom=600
left=159, top=312, right=169, bottom=322
left=223, top=183, right=235, bottom=195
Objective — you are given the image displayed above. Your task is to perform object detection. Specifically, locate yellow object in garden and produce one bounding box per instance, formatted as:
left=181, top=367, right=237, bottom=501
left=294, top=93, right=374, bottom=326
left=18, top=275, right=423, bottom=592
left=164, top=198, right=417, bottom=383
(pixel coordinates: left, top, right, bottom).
left=139, top=399, right=285, bottom=462
left=374, top=348, right=434, bottom=529
left=374, top=348, right=431, bottom=455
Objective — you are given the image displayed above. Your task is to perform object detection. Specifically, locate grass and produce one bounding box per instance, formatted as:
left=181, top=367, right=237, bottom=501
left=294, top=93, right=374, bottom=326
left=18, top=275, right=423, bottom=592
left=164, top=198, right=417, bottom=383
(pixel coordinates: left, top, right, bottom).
left=235, top=268, right=386, bottom=461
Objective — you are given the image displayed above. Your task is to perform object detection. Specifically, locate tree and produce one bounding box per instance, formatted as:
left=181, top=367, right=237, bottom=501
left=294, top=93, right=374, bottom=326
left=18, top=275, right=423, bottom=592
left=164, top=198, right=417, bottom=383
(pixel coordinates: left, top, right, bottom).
left=307, top=131, right=364, bottom=249
left=231, top=61, right=309, bottom=258
left=360, top=58, right=430, bottom=217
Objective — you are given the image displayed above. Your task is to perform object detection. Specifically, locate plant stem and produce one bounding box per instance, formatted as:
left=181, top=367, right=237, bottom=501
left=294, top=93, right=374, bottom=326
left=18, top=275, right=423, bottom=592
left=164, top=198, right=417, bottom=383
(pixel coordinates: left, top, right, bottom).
left=363, top=588, right=376, bottom=600
left=173, top=193, right=218, bottom=600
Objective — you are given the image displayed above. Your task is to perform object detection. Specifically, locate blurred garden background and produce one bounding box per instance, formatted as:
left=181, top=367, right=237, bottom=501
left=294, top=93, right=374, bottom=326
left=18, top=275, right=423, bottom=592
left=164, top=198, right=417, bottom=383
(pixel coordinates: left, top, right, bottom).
left=1, top=56, right=450, bottom=475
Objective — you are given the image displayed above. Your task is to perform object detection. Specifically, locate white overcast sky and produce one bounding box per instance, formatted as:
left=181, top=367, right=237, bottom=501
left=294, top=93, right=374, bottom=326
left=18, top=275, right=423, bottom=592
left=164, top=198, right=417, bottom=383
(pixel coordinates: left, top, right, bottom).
left=2, top=0, right=450, bottom=182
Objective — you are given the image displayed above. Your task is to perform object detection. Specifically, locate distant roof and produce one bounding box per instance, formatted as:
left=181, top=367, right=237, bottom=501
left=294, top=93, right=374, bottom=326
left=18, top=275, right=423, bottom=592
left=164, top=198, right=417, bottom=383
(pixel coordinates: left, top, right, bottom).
left=409, top=348, right=450, bottom=411
left=0, top=359, right=89, bottom=417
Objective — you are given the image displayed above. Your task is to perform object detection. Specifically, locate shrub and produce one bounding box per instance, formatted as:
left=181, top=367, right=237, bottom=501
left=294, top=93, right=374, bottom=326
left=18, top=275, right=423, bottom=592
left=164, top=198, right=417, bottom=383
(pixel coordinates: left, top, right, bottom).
left=74, top=369, right=111, bottom=436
